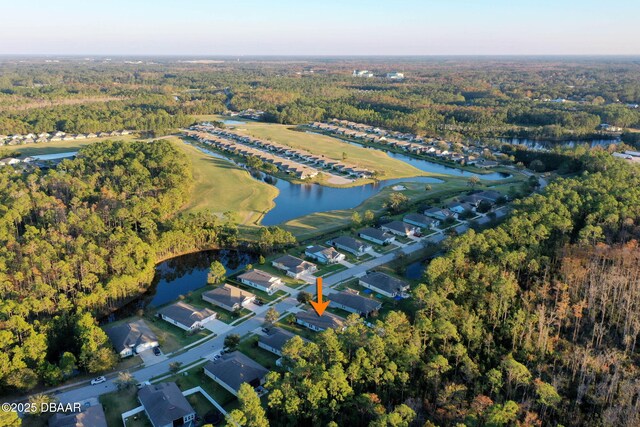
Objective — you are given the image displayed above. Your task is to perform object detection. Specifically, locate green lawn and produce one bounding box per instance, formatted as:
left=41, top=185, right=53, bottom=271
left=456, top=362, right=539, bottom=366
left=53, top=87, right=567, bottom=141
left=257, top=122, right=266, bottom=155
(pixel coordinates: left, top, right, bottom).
left=186, top=392, right=217, bottom=419
left=180, top=285, right=252, bottom=324
left=313, top=263, right=347, bottom=277
left=99, top=387, right=149, bottom=427
left=220, top=120, right=430, bottom=181
left=142, top=314, right=210, bottom=353
left=171, top=136, right=279, bottom=226
left=225, top=277, right=289, bottom=303
left=275, top=314, right=318, bottom=341
left=237, top=335, right=280, bottom=370
left=162, top=366, right=239, bottom=412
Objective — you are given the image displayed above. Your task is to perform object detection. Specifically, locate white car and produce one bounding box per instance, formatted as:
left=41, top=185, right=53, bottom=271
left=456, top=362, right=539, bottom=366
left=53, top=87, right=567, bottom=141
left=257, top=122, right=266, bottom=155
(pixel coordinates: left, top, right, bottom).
left=90, top=376, right=106, bottom=385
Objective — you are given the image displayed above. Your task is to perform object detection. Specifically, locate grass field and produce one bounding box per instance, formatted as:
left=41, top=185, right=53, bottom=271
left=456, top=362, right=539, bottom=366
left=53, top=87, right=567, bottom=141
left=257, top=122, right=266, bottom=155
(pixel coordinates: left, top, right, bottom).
left=210, top=117, right=430, bottom=181
left=169, top=137, right=279, bottom=225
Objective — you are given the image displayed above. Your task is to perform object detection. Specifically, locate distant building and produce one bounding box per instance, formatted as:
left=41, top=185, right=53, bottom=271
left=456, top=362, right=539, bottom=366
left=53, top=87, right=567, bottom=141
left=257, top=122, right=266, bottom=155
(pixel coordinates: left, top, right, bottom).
left=237, top=269, right=282, bottom=295
left=204, top=351, right=268, bottom=396
left=48, top=404, right=107, bottom=427
left=295, top=309, right=345, bottom=332
left=138, top=382, right=196, bottom=427
left=424, top=207, right=457, bottom=221
left=358, top=227, right=396, bottom=245
left=359, top=272, right=409, bottom=298
left=328, top=236, right=372, bottom=257
left=157, top=301, right=217, bottom=331
left=202, top=284, right=255, bottom=312
left=105, top=319, right=158, bottom=358
left=330, top=290, right=382, bottom=317
left=386, top=72, right=405, bottom=80
left=272, top=255, right=317, bottom=279
left=353, top=70, right=374, bottom=78
left=304, top=245, right=346, bottom=264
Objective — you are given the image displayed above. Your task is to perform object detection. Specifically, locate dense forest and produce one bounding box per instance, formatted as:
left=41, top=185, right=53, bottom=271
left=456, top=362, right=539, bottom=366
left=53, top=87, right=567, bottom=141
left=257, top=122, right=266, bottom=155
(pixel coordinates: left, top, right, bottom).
left=226, top=152, right=640, bottom=427
left=1, top=59, right=639, bottom=141
left=0, top=140, right=238, bottom=392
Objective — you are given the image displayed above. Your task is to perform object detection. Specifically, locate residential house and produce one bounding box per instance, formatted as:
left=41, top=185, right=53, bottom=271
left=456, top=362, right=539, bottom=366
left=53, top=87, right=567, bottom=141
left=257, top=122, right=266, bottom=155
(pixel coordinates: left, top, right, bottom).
left=359, top=272, right=410, bottom=298
left=295, top=309, right=345, bottom=332
left=358, top=227, right=396, bottom=245
left=204, top=351, right=268, bottom=396
left=448, top=201, right=475, bottom=215
left=48, top=404, right=108, bottom=427
left=258, top=327, right=297, bottom=356
left=272, top=255, right=317, bottom=279
left=475, top=190, right=504, bottom=203
left=202, top=284, right=255, bottom=312
left=157, top=301, right=217, bottom=331
left=304, top=245, right=346, bottom=264
left=424, top=207, right=457, bottom=221
left=380, top=220, right=418, bottom=237
left=328, top=236, right=371, bottom=257
left=105, top=319, right=158, bottom=358
left=403, top=213, right=439, bottom=229
left=138, top=382, right=196, bottom=427
left=0, top=158, right=21, bottom=166
left=237, top=269, right=282, bottom=295
left=330, top=290, right=382, bottom=317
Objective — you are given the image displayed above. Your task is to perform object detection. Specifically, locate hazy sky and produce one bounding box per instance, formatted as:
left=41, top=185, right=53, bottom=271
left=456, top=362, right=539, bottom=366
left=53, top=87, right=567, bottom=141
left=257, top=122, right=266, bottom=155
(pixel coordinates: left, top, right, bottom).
left=2, top=0, right=639, bottom=55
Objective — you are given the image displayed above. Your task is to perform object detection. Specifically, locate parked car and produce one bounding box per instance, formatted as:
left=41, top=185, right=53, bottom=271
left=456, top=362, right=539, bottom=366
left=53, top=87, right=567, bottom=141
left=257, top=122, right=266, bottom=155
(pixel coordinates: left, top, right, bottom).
left=90, top=376, right=106, bottom=385
left=153, top=346, right=161, bottom=356
left=136, top=381, right=151, bottom=389
left=255, top=299, right=264, bottom=306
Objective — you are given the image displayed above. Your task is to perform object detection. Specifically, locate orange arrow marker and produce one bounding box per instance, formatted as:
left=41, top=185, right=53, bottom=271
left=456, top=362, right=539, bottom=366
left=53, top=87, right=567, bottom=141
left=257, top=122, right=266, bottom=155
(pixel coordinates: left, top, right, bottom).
left=310, top=277, right=330, bottom=316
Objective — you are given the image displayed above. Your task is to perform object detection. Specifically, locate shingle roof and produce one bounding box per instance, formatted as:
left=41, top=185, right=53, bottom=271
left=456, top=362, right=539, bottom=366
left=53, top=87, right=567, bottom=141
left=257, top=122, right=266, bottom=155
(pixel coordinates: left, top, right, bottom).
left=204, top=351, right=268, bottom=393
left=48, top=404, right=108, bottom=427
left=158, top=301, right=216, bottom=328
left=237, top=269, right=279, bottom=288
left=138, top=382, right=194, bottom=427
left=382, top=220, right=415, bottom=234
left=330, top=291, right=382, bottom=314
left=273, top=255, right=316, bottom=274
left=203, top=284, right=254, bottom=308
left=330, top=236, right=368, bottom=252
left=358, top=227, right=394, bottom=241
left=296, top=309, right=345, bottom=330
left=360, top=272, right=409, bottom=295
left=258, top=327, right=297, bottom=353
left=105, top=319, right=157, bottom=353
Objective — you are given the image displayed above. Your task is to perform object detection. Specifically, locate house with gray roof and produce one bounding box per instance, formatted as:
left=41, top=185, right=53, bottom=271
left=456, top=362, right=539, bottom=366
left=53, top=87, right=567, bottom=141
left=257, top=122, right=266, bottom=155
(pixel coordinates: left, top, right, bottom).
left=381, top=220, right=419, bottom=237
left=358, top=227, right=395, bottom=245
left=328, top=236, right=371, bottom=257
left=424, top=207, right=457, bottom=221
left=48, top=404, right=107, bottom=427
left=475, top=190, right=504, bottom=203
left=304, top=245, right=346, bottom=264
left=359, top=272, right=409, bottom=298
left=295, top=309, right=345, bottom=332
left=105, top=319, right=158, bottom=358
left=202, top=284, right=255, bottom=312
left=330, top=291, right=382, bottom=317
left=258, top=327, right=297, bottom=356
left=204, top=351, right=269, bottom=396
left=272, top=255, right=317, bottom=279
left=237, top=269, right=282, bottom=295
left=158, top=301, right=217, bottom=331
left=403, top=213, right=440, bottom=229
left=138, top=382, right=195, bottom=427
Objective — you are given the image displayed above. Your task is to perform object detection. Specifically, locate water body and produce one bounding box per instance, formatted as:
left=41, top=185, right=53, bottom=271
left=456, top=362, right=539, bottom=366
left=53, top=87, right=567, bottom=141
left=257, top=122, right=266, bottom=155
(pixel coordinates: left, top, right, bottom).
left=500, top=137, right=620, bottom=151
left=221, top=119, right=247, bottom=126
left=261, top=175, right=443, bottom=225
left=307, top=132, right=511, bottom=180
left=106, top=250, right=255, bottom=321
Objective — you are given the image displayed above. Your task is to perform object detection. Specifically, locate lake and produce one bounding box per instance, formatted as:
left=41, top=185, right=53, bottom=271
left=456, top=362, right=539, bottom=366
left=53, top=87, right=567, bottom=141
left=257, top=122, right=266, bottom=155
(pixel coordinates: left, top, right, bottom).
left=105, top=249, right=256, bottom=321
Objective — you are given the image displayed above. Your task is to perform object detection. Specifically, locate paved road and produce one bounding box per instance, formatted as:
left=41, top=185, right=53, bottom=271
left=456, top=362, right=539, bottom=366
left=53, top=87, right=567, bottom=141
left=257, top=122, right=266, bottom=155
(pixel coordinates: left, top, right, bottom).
left=53, top=232, right=446, bottom=405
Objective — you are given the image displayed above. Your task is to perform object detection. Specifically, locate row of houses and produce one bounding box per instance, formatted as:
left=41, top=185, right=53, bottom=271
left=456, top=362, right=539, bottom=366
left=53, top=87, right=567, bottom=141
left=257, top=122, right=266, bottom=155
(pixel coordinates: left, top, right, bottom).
left=0, top=129, right=132, bottom=146
left=188, top=124, right=374, bottom=178
left=309, top=120, right=500, bottom=167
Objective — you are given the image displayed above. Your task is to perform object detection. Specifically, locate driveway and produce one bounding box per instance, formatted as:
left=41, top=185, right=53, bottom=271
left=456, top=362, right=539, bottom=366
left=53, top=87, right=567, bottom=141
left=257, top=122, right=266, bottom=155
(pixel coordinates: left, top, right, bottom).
left=138, top=348, right=167, bottom=366
left=202, top=319, right=233, bottom=335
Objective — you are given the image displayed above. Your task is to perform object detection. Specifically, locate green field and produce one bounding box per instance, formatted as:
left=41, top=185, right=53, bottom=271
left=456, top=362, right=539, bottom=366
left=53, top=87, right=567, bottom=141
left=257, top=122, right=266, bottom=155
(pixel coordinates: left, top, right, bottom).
left=213, top=117, right=430, bottom=180
left=171, top=137, right=279, bottom=225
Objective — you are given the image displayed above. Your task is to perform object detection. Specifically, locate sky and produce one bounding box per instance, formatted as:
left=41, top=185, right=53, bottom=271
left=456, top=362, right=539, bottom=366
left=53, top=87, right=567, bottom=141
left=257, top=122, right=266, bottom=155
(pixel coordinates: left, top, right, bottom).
left=1, top=0, right=639, bottom=56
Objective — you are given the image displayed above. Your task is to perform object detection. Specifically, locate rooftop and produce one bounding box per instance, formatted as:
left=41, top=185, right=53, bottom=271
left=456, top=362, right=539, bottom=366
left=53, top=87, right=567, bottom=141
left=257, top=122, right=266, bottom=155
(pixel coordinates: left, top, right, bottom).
left=204, top=351, right=269, bottom=393
left=138, top=382, right=194, bottom=427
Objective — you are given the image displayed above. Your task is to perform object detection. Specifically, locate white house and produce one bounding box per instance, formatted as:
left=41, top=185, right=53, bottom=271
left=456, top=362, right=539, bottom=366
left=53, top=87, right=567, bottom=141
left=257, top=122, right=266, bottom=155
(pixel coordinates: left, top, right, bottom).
left=237, top=269, right=282, bottom=295
left=304, top=245, right=346, bottom=264
left=157, top=301, right=217, bottom=331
